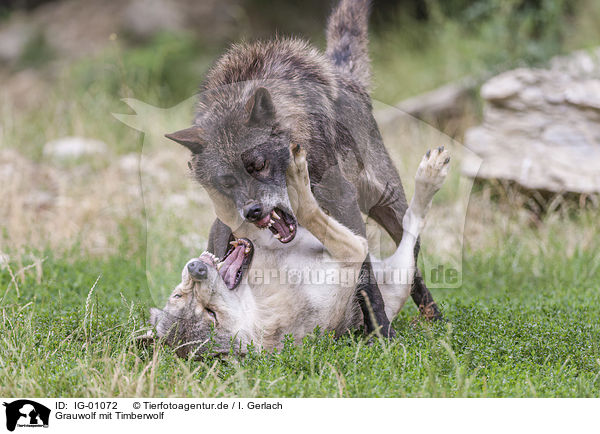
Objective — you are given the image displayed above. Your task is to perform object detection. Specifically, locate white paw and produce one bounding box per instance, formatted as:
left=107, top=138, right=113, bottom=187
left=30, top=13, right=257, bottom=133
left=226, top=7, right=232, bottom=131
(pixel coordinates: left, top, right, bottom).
left=286, top=143, right=316, bottom=221
left=411, top=146, right=450, bottom=218
left=287, top=143, right=310, bottom=191
left=415, top=145, right=450, bottom=192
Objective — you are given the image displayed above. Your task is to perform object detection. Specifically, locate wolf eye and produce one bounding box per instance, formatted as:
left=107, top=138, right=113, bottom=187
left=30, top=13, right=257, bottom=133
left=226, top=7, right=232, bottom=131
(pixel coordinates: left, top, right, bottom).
left=173, top=293, right=182, bottom=299
left=205, top=308, right=217, bottom=321
left=219, top=175, right=237, bottom=189
left=247, top=158, right=267, bottom=174
left=254, top=159, right=266, bottom=171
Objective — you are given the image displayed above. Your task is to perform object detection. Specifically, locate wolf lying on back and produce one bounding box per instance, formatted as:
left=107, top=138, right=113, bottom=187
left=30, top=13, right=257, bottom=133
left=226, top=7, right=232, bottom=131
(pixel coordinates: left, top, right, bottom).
left=147, top=145, right=449, bottom=357
left=165, top=0, right=442, bottom=336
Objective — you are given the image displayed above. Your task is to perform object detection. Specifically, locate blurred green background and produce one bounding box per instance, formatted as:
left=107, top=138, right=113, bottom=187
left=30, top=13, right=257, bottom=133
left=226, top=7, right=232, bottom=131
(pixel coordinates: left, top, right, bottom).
left=2, top=0, right=599, bottom=107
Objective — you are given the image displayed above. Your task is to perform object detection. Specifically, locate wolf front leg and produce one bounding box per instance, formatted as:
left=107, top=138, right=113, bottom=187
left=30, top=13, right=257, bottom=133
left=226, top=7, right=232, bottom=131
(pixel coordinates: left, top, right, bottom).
left=287, top=143, right=394, bottom=337
left=287, top=143, right=368, bottom=263
left=381, top=146, right=450, bottom=319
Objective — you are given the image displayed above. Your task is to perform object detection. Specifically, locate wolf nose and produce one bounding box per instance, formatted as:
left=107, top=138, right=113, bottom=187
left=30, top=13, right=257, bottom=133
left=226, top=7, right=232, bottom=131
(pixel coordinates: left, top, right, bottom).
left=187, top=260, right=208, bottom=280
left=243, top=203, right=263, bottom=222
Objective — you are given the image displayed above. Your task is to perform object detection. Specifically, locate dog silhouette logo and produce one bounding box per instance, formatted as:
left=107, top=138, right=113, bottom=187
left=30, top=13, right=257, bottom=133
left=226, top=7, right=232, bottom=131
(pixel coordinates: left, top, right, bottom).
left=3, top=400, right=50, bottom=431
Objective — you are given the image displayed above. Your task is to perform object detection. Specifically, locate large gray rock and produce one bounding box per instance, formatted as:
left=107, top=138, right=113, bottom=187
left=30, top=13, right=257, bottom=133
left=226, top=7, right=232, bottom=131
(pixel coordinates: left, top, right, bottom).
left=463, top=48, right=600, bottom=194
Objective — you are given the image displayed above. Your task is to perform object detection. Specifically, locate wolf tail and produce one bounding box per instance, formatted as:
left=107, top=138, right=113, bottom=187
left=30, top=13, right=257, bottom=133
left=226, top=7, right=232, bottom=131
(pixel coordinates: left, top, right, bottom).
left=326, top=0, right=372, bottom=89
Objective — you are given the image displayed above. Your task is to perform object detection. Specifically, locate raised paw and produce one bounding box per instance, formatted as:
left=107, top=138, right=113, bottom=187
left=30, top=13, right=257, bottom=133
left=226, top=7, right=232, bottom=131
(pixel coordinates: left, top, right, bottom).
left=287, top=143, right=310, bottom=191
left=410, top=146, right=450, bottom=218
left=286, top=143, right=317, bottom=223
left=415, top=145, right=450, bottom=192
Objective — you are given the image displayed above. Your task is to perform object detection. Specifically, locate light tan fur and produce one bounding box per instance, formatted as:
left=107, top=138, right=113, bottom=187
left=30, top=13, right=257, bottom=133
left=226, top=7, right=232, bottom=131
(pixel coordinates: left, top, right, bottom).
left=286, top=144, right=369, bottom=263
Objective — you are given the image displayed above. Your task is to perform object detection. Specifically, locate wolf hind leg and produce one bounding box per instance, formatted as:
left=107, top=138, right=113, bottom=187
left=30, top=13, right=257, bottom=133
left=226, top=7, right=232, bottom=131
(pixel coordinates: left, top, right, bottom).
left=409, top=146, right=450, bottom=222
left=393, top=146, right=450, bottom=263
left=361, top=145, right=448, bottom=320
left=380, top=146, right=450, bottom=319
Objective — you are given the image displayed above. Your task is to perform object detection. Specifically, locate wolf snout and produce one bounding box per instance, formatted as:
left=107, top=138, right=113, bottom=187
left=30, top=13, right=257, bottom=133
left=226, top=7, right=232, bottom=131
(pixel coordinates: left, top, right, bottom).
left=187, top=260, right=208, bottom=280
left=243, top=202, right=263, bottom=222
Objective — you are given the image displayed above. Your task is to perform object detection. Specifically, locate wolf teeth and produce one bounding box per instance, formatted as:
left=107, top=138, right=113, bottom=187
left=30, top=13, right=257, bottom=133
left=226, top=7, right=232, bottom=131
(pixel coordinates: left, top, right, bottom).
left=289, top=224, right=294, bottom=231
left=270, top=219, right=275, bottom=225
left=274, top=233, right=281, bottom=239
left=200, top=251, right=218, bottom=263
left=230, top=240, right=239, bottom=247
left=216, top=262, right=224, bottom=270
left=245, top=247, right=250, bottom=254
left=272, top=211, right=281, bottom=220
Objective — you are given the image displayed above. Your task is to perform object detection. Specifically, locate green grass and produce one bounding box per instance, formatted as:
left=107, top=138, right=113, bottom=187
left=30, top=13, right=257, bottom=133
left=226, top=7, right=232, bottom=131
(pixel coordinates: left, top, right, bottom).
left=1, top=230, right=598, bottom=397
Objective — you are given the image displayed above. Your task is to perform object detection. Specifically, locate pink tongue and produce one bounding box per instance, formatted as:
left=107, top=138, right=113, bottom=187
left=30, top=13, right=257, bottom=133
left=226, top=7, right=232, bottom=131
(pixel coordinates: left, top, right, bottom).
left=273, top=219, right=290, bottom=238
left=219, top=245, right=245, bottom=288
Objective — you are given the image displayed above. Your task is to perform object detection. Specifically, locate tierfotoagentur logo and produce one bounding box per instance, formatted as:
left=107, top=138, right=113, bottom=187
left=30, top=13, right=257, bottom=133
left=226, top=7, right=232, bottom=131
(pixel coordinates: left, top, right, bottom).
left=2, top=400, right=50, bottom=431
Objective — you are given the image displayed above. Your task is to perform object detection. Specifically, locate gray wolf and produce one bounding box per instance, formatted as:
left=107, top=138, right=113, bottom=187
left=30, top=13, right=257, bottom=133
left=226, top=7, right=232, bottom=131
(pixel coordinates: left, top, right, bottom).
left=145, top=145, right=449, bottom=357
left=164, top=0, right=442, bottom=336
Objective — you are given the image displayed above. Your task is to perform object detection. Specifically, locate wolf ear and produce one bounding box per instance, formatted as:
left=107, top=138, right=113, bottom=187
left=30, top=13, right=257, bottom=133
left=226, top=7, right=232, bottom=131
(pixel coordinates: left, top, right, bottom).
left=165, top=126, right=203, bottom=153
left=246, top=87, right=275, bottom=125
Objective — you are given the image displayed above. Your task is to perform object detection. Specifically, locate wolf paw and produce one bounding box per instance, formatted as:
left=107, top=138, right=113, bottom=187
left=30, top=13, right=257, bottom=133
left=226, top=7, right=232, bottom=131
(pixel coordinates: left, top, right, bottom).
left=286, top=143, right=317, bottom=222
left=415, top=145, right=450, bottom=192
left=287, top=143, right=310, bottom=191
left=412, top=146, right=450, bottom=216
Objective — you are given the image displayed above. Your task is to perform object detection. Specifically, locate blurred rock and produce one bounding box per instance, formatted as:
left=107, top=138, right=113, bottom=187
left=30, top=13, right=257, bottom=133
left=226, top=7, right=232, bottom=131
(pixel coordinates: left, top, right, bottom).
left=0, top=15, right=33, bottom=64
left=0, top=0, right=242, bottom=62
left=117, top=153, right=140, bottom=174
left=463, top=48, right=600, bottom=194
left=23, top=190, right=55, bottom=209
left=376, top=77, right=478, bottom=138
left=397, top=78, right=476, bottom=122
left=122, top=0, right=185, bottom=41
left=43, top=136, right=108, bottom=160
left=35, top=0, right=123, bottom=58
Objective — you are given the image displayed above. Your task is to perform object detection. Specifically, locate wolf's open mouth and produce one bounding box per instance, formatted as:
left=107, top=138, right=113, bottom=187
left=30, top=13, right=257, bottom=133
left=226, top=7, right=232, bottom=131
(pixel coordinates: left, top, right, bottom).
left=253, top=207, right=297, bottom=243
left=199, top=238, right=253, bottom=290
